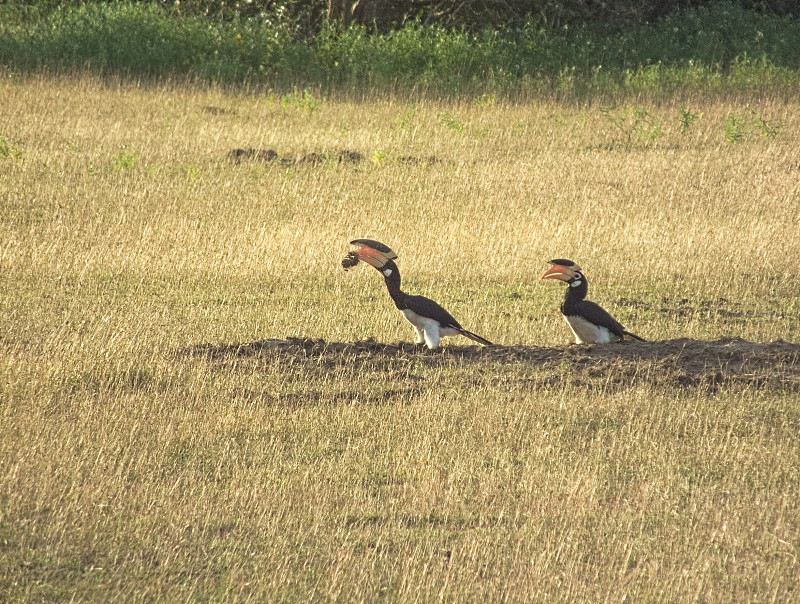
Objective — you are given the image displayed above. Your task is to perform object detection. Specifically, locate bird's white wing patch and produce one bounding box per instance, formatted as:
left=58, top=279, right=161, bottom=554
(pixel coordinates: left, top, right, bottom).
left=401, top=309, right=444, bottom=349
left=564, top=315, right=618, bottom=344
left=400, top=309, right=463, bottom=349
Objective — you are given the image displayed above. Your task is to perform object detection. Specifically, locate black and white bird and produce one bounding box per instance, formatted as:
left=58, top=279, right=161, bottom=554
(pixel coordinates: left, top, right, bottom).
left=541, top=259, right=644, bottom=344
left=343, top=239, right=493, bottom=350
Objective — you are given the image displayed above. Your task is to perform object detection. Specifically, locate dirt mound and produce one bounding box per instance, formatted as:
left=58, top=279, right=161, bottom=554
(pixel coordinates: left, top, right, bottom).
left=225, top=148, right=439, bottom=166
left=180, top=338, right=800, bottom=393
left=225, top=148, right=363, bottom=165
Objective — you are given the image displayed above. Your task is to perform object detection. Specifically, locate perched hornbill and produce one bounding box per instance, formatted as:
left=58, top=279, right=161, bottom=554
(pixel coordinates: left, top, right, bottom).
left=342, top=239, right=493, bottom=349
left=541, top=259, right=644, bottom=344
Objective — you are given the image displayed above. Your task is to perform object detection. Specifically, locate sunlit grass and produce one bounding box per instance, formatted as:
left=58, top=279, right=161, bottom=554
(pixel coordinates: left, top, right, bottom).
left=1, top=72, right=799, bottom=601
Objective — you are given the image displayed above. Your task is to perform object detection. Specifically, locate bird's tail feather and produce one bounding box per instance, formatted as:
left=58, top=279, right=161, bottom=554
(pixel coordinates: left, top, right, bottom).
left=459, top=329, right=493, bottom=346
left=623, top=331, right=646, bottom=342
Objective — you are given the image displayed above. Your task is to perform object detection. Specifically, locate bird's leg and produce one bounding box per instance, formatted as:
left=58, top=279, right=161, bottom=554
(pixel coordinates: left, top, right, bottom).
left=423, top=328, right=440, bottom=351
left=412, top=325, right=426, bottom=345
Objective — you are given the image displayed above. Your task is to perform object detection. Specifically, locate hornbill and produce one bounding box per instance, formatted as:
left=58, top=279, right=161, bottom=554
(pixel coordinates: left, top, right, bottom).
left=541, top=259, right=644, bottom=344
left=342, top=239, right=493, bottom=349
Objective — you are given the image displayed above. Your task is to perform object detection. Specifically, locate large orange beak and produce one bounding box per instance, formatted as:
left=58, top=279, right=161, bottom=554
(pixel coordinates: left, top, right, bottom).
left=541, top=264, right=579, bottom=282
left=354, top=246, right=394, bottom=268
left=347, top=239, right=398, bottom=269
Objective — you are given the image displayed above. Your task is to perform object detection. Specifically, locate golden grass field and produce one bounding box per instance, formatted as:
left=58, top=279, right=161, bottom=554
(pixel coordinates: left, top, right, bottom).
left=1, top=72, right=799, bottom=601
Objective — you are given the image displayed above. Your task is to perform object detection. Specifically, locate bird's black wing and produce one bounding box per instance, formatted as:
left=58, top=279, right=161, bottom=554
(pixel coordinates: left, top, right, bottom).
left=404, top=294, right=463, bottom=329
left=571, top=300, right=627, bottom=336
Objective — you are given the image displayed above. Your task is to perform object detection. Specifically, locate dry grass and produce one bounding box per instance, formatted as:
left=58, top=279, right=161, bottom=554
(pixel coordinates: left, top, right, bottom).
left=1, top=72, right=799, bottom=601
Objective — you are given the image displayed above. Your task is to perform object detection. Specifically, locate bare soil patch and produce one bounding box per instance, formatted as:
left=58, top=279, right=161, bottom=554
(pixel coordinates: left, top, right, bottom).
left=181, top=338, right=800, bottom=393
left=225, top=148, right=439, bottom=166
left=225, top=148, right=363, bottom=165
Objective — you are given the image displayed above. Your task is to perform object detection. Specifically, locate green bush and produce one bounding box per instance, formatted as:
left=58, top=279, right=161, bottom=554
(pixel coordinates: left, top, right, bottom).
left=0, top=1, right=797, bottom=95
left=0, top=3, right=284, bottom=81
